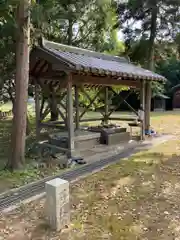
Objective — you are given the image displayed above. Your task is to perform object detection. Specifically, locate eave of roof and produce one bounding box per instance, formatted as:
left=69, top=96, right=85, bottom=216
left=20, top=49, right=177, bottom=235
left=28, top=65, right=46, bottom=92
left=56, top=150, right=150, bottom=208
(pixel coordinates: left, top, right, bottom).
left=38, top=38, right=166, bottom=82
left=154, top=93, right=169, bottom=99
left=171, top=84, right=180, bottom=92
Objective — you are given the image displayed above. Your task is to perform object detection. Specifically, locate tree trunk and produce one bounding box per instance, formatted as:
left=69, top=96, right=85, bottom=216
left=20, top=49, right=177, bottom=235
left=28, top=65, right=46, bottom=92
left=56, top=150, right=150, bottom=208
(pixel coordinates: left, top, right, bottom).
left=67, top=18, right=73, bottom=45
left=145, top=2, right=158, bottom=132
left=9, top=0, right=30, bottom=170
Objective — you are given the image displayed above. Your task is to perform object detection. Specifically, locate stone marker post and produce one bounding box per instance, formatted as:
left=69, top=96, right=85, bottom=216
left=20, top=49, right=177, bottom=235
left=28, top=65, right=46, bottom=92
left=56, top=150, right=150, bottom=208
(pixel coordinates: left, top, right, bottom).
left=45, top=178, right=70, bottom=231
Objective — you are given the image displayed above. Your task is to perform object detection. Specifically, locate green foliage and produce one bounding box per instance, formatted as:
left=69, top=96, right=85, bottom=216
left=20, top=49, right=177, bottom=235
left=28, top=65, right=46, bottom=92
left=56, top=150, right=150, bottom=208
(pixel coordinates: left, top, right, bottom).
left=117, top=0, right=180, bottom=44
left=2, top=0, right=180, bottom=108
left=115, top=0, right=180, bottom=96
left=157, top=57, right=180, bottom=92
left=31, top=0, right=119, bottom=51
left=103, top=30, right=125, bottom=55
left=0, top=0, right=127, bottom=107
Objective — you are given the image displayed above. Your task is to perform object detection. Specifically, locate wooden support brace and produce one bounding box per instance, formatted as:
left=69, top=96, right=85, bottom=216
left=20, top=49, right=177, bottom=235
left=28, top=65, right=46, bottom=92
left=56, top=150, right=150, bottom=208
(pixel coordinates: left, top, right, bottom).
left=59, top=102, right=66, bottom=111
left=40, top=97, right=45, bottom=117
left=40, top=104, right=51, bottom=121
left=58, top=91, right=67, bottom=126
left=57, top=108, right=66, bottom=122
left=79, top=87, right=102, bottom=120
left=122, top=99, right=138, bottom=116
left=107, top=88, right=132, bottom=118
left=110, top=87, right=138, bottom=116
left=82, top=87, right=104, bottom=117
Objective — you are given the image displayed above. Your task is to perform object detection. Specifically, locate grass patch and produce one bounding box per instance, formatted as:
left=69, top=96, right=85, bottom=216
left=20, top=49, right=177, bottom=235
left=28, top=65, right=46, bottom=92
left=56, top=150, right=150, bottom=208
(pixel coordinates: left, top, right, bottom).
left=0, top=115, right=64, bottom=192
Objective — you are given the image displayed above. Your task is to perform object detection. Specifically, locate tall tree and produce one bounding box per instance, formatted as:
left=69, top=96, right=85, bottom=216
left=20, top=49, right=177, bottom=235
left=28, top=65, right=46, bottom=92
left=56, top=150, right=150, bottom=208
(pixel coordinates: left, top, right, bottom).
left=175, top=32, right=180, bottom=58
left=9, top=0, right=30, bottom=170
left=116, top=0, right=180, bottom=130
left=32, top=0, right=121, bottom=120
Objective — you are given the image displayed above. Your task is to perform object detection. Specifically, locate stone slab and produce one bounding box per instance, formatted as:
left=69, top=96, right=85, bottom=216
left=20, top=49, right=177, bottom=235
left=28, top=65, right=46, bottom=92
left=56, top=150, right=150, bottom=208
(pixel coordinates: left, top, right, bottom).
left=101, top=132, right=130, bottom=145
left=49, top=130, right=101, bottom=150
left=45, top=178, right=70, bottom=231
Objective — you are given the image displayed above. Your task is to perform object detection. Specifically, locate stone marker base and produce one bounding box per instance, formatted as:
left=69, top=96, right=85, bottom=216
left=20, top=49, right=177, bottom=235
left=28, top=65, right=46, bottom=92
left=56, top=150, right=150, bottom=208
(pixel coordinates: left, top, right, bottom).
left=45, top=178, right=70, bottom=231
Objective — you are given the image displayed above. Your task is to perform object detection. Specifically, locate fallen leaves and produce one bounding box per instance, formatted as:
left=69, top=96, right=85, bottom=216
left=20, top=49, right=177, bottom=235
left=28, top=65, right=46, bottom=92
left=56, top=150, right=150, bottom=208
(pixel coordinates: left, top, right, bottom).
left=1, top=113, right=180, bottom=239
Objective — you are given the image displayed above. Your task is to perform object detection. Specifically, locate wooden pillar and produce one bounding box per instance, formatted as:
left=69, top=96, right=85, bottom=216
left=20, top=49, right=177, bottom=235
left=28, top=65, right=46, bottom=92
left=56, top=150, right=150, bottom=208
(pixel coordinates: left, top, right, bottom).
left=104, top=86, right=109, bottom=124
left=140, top=79, right=145, bottom=140
left=145, top=81, right=151, bottom=131
left=67, top=74, right=75, bottom=157
left=74, top=85, right=80, bottom=130
left=35, top=82, right=40, bottom=139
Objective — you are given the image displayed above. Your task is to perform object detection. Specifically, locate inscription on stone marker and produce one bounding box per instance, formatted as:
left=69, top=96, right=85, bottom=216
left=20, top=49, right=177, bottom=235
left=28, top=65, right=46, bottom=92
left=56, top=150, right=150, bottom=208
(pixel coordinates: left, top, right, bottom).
left=45, top=178, right=70, bottom=231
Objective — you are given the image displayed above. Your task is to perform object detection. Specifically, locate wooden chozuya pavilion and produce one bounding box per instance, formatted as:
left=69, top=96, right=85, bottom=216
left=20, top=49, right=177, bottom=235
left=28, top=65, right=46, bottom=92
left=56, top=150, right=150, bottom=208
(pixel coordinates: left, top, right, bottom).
left=29, top=38, right=165, bottom=158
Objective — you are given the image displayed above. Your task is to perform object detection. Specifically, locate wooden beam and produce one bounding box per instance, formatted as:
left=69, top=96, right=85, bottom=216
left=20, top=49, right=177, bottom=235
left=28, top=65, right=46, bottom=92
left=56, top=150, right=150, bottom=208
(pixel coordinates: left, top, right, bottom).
left=79, top=87, right=102, bottom=119
left=72, top=74, right=140, bottom=87
left=67, top=74, right=75, bottom=157
left=81, top=87, right=104, bottom=116
left=74, top=85, right=80, bottom=130
left=110, top=88, right=138, bottom=115
left=140, top=79, right=145, bottom=140
left=40, top=122, right=65, bottom=129
left=59, top=101, right=66, bottom=111
left=107, top=89, right=132, bottom=118
left=41, top=105, right=51, bottom=121
left=58, top=91, right=67, bottom=111
left=36, top=75, right=140, bottom=89
left=104, top=87, right=109, bottom=124
left=109, top=117, right=137, bottom=121
left=57, top=108, right=66, bottom=122
left=40, top=96, right=45, bottom=117
left=122, top=99, right=138, bottom=115
left=79, top=118, right=103, bottom=122
left=145, top=81, right=151, bottom=131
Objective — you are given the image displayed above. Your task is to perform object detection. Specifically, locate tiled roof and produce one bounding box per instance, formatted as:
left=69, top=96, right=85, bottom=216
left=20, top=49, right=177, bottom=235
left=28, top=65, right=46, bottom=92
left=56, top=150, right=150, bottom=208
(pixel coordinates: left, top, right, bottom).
left=41, top=38, right=166, bottom=81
